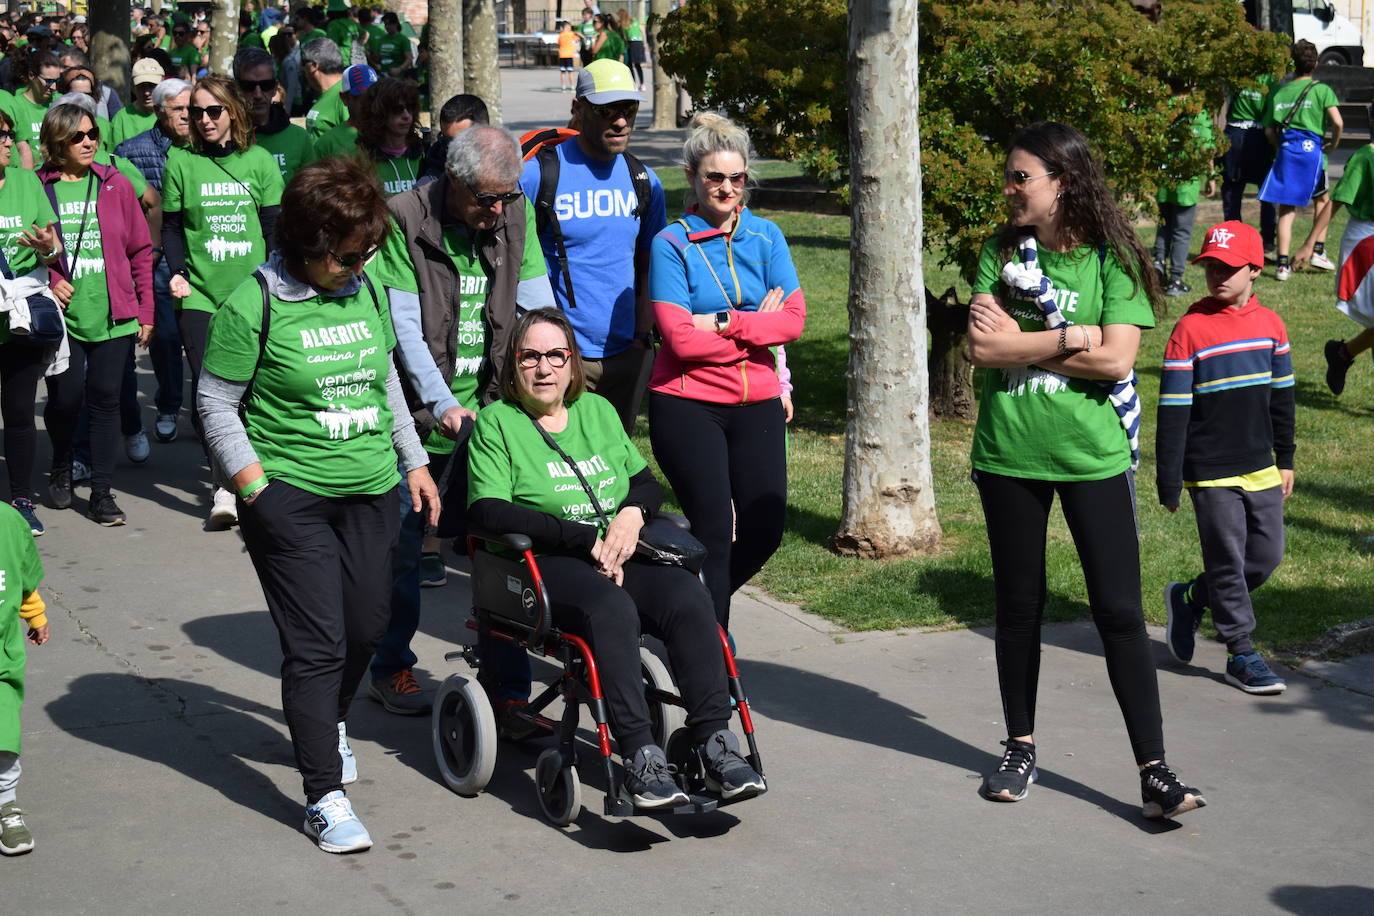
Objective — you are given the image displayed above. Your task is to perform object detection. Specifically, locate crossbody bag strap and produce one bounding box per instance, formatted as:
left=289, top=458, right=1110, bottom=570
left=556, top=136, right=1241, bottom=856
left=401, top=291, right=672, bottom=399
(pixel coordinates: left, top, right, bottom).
left=524, top=409, right=612, bottom=529
left=1279, top=79, right=1319, bottom=132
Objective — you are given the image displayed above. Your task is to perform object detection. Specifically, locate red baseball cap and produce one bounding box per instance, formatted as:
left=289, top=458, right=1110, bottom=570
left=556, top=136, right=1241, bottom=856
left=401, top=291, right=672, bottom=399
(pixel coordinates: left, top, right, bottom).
left=1193, top=220, right=1263, bottom=269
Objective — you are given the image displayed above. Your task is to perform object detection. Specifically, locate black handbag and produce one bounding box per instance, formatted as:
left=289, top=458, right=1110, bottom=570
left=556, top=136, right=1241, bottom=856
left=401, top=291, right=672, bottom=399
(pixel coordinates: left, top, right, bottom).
left=527, top=411, right=707, bottom=574
left=0, top=245, right=62, bottom=346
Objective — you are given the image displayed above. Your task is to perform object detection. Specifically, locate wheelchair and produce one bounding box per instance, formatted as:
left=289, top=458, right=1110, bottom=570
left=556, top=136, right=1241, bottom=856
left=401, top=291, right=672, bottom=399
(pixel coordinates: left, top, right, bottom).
left=430, top=524, right=765, bottom=827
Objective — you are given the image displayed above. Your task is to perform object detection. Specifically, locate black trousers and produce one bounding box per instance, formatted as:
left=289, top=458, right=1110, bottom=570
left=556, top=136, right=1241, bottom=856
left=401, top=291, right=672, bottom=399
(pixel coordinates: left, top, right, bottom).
left=45, top=335, right=135, bottom=496
left=974, top=469, right=1165, bottom=765
left=537, top=555, right=730, bottom=757
left=239, top=480, right=400, bottom=802
left=176, top=308, right=211, bottom=448
left=0, top=341, right=48, bottom=501
left=649, top=393, right=788, bottom=630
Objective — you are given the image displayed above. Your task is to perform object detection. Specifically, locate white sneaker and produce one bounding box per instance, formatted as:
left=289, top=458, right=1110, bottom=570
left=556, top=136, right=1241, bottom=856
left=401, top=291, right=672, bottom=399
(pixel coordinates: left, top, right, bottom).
left=1275, top=266, right=1291, bottom=281
left=303, top=791, right=372, bottom=854
left=338, top=721, right=357, bottom=785
left=208, top=487, right=238, bottom=528
left=1310, top=252, right=1336, bottom=271
left=125, top=430, right=150, bottom=463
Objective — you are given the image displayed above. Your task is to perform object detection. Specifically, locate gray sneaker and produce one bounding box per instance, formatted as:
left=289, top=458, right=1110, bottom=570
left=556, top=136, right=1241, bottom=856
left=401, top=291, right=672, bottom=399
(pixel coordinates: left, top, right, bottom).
left=368, top=669, right=432, bottom=715
left=0, top=802, right=34, bottom=855
left=699, top=730, right=766, bottom=800
left=623, top=745, right=689, bottom=809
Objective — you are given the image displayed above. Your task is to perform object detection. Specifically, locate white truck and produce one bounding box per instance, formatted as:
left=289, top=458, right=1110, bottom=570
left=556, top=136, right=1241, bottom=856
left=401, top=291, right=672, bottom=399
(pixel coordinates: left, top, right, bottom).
left=1291, top=0, right=1364, bottom=66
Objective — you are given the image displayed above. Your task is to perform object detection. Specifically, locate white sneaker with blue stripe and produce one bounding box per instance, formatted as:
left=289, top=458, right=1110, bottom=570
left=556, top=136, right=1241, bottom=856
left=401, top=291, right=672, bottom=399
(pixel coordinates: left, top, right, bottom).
left=338, top=721, right=357, bottom=785
left=303, top=791, right=372, bottom=853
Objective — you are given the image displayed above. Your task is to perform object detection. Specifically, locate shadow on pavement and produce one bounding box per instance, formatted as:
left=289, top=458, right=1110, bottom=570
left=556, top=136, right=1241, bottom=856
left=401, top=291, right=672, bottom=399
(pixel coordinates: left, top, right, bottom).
left=1270, top=884, right=1374, bottom=914
left=183, top=610, right=282, bottom=680
left=44, top=672, right=300, bottom=828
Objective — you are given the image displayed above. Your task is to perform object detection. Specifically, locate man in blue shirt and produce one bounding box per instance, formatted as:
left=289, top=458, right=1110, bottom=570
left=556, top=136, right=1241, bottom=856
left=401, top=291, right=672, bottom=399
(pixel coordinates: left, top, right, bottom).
left=519, top=59, right=667, bottom=431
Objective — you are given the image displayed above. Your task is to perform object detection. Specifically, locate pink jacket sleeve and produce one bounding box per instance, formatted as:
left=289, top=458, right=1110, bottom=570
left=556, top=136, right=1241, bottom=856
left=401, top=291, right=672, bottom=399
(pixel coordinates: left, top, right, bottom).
left=719, top=289, right=806, bottom=347
left=653, top=299, right=752, bottom=364
left=122, top=183, right=155, bottom=326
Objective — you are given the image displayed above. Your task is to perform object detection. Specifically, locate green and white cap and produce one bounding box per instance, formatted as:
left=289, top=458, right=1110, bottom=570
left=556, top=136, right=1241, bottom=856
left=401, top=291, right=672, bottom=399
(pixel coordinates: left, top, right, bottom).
left=575, top=60, right=641, bottom=104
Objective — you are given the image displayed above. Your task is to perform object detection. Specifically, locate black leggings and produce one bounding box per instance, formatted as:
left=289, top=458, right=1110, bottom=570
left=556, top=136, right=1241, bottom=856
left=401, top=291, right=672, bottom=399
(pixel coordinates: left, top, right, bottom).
left=974, top=469, right=1165, bottom=765
left=45, top=335, right=135, bottom=496
left=650, top=393, right=787, bottom=630
left=0, top=342, right=49, bottom=501
left=177, top=308, right=211, bottom=446
left=537, top=555, right=730, bottom=757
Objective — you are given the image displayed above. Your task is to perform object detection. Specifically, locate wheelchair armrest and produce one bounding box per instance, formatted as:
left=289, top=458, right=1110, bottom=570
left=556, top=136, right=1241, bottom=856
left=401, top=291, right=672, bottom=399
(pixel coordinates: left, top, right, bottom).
left=500, top=532, right=533, bottom=552
left=657, top=512, right=691, bottom=532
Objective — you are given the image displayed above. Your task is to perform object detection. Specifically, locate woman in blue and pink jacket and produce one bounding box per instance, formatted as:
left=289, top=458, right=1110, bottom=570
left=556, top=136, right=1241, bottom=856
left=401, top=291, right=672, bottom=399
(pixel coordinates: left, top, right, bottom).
left=648, top=112, right=805, bottom=633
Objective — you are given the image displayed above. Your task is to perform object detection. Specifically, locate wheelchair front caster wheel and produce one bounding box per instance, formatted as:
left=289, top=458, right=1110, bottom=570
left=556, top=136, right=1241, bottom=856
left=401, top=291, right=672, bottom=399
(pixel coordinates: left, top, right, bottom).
left=534, top=747, right=582, bottom=827
left=640, top=646, right=686, bottom=749
left=432, top=674, right=497, bottom=796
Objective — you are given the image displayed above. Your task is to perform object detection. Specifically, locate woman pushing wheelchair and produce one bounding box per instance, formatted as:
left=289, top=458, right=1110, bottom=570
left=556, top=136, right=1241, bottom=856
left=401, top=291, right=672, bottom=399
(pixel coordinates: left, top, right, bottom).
left=466, top=307, right=765, bottom=809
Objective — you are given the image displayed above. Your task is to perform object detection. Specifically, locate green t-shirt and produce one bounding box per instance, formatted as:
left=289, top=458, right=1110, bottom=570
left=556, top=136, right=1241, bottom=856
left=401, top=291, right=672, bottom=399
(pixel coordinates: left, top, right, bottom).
left=0, top=168, right=59, bottom=344
left=326, top=18, right=359, bottom=52
left=595, top=31, right=626, bottom=62
left=1331, top=144, right=1374, bottom=221
left=626, top=19, right=644, bottom=41
left=578, top=21, right=595, bottom=49
left=374, top=152, right=422, bottom=197
left=1228, top=74, right=1274, bottom=124
left=376, top=33, right=410, bottom=73
left=109, top=107, right=157, bottom=150
left=161, top=145, right=285, bottom=313
left=11, top=92, right=50, bottom=157
left=167, top=43, right=202, bottom=77
left=239, top=30, right=267, bottom=50
left=1263, top=78, right=1338, bottom=135
left=202, top=271, right=401, bottom=498
left=467, top=394, right=646, bottom=537
left=366, top=23, right=386, bottom=50
left=299, top=27, right=330, bottom=46
left=306, top=81, right=348, bottom=138
left=256, top=124, right=316, bottom=182
left=53, top=176, right=135, bottom=342
left=312, top=123, right=358, bottom=160
left=1157, top=109, right=1214, bottom=207
left=96, top=151, right=149, bottom=198
left=0, top=500, right=44, bottom=752
left=970, top=239, right=1156, bottom=481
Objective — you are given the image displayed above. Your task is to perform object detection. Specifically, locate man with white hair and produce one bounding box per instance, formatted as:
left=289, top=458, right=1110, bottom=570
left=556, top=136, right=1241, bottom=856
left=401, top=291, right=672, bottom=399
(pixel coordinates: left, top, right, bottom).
left=115, top=78, right=193, bottom=443
left=366, top=125, right=553, bottom=715
left=301, top=36, right=347, bottom=138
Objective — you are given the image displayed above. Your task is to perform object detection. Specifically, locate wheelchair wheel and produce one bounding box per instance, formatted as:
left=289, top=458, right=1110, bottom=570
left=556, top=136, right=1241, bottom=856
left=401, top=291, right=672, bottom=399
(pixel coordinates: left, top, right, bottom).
left=534, top=747, right=582, bottom=827
left=665, top=726, right=704, bottom=795
left=432, top=674, right=497, bottom=796
left=640, top=646, right=686, bottom=749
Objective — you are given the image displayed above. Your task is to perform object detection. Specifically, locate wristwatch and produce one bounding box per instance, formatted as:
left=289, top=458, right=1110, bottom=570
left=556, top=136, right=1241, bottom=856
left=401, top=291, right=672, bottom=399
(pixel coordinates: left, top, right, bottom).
left=713, top=310, right=731, bottom=332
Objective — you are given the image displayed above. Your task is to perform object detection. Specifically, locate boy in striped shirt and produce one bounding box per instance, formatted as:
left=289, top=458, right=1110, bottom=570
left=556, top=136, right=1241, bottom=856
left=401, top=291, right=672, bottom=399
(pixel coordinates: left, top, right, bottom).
left=1156, top=220, right=1294, bottom=695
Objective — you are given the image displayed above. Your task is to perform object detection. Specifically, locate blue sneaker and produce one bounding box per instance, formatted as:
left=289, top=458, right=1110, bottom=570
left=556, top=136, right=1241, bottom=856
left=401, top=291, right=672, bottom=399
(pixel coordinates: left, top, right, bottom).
left=1164, top=581, right=1202, bottom=663
left=337, top=722, right=357, bottom=785
left=1225, top=652, right=1287, bottom=695
left=303, top=791, right=372, bottom=853
left=12, top=498, right=42, bottom=536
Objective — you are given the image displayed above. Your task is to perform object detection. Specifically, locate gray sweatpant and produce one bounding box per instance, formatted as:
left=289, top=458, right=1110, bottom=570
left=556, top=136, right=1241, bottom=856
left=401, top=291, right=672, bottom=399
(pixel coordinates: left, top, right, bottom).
left=1187, top=484, right=1286, bottom=655
left=0, top=751, right=18, bottom=805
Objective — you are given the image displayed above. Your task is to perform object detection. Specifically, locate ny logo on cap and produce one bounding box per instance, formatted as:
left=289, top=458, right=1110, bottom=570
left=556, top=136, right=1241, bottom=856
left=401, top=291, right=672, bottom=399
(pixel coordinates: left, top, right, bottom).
left=1208, top=227, right=1235, bottom=248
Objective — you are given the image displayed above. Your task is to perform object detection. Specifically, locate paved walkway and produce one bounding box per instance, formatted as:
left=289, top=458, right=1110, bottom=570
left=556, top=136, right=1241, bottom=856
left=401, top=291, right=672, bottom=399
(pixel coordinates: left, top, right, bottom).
left=4, top=67, right=1371, bottom=915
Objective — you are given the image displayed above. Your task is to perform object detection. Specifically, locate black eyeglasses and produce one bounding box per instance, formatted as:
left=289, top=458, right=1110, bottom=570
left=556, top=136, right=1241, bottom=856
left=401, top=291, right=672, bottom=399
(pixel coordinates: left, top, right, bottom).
left=702, top=170, right=747, bottom=186
left=237, top=78, right=277, bottom=94
left=68, top=127, right=99, bottom=144
left=0, top=130, right=15, bottom=143
left=588, top=101, right=638, bottom=121
left=328, top=245, right=379, bottom=268
left=516, top=348, right=572, bottom=369
left=466, top=184, right=523, bottom=209
left=40, top=76, right=58, bottom=87
left=189, top=104, right=227, bottom=121
left=1005, top=169, right=1060, bottom=187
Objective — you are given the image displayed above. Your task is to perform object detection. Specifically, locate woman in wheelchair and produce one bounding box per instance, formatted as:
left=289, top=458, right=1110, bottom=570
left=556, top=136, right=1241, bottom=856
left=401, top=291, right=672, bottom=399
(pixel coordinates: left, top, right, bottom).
left=466, top=308, right=766, bottom=808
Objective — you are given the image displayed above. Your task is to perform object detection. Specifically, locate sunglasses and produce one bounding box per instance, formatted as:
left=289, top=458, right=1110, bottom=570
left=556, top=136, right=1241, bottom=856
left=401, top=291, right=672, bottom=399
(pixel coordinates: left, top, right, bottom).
left=588, top=101, right=637, bottom=121
left=516, top=348, right=572, bottom=369
left=328, top=245, right=379, bottom=268
left=237, top=77, right=277, bottom=94
left=40, top=76, right=58, bottom=87
left=1005, top=169, right=1060, bottom=187
left=466, top=184, right=523, bottom=209
left=0, top=130, right=15, bottom=143
left=68, top=127, right=99, bottom=144
left=189, top=104, right=227, bottom=121
left=702, top=170, right=747, bottom=186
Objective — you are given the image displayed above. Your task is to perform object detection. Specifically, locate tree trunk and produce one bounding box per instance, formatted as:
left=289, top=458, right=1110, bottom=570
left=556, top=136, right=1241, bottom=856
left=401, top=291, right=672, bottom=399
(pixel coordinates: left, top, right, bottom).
left=90, top=0, right=132, bottom=103
left=649, top=0, right=675, bottom=129
left=926, top=286, right=974, bottom=420
left=463, top=0, right=501, bottom=122
left=209, top=0, right=240, bottom=82
left=429, top=0, right=465, bottom=131
left=511, top=0, right=528, bottom=33
left=834, top=0, right=940, bottom=559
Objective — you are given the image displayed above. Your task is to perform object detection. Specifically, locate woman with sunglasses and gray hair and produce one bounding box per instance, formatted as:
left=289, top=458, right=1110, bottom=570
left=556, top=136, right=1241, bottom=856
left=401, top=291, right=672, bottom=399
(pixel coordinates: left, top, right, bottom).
left=198, top=156, right=438, bottom=854
left=36, top=102, right=153, bottom=527
left=162, top=74, right=284, bottom=527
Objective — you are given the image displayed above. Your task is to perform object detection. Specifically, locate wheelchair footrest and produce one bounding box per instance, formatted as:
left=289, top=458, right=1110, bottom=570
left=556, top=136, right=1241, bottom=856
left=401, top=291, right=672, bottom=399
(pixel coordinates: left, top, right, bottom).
left=604, top=794, right=636, bottom=817
left=672, top=794, right=720, bottom=815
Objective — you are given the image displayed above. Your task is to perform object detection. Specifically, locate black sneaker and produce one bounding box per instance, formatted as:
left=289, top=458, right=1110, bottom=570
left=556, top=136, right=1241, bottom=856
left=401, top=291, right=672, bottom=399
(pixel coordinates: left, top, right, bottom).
left=12, top=498, right=42, bottom=536
left=1140, top=762, right=1206, bottom=820
left=1164, top=280, right=1191, bottom=297
left=623, top=745, right=689, bottom=809
left=87, top=492, right=127, bottom=527
left=699, top=729, right=766, bottom=800
left=1325, top=339, right=1353, bottom=396
left=981, top=738, right=1037, bottom=802
left=1164, top=581, right=1202, bottom=663
left=47, top=466, right=72, bottom=510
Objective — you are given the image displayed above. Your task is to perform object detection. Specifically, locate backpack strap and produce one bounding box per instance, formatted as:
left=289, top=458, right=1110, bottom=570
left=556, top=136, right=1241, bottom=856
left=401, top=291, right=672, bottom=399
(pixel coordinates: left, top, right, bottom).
left=533, top=145, right=577, bottom=310
left=622, top=150, right=651, bottom=221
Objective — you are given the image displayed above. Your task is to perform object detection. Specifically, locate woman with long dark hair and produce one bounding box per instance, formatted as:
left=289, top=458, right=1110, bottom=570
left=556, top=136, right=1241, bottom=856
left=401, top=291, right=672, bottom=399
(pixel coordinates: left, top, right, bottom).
left=966, top=121, right=1205, bottom=820
left=162, top=74, right=284, bottom=527
left=591, top=13, right=626, bottom=64
left=352, top=77, right=423, bottom=198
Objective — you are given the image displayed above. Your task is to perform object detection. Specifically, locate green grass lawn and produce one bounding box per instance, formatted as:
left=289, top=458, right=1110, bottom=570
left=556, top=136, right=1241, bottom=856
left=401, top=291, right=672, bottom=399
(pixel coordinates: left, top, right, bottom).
left=637, top=169, right=1373, bottom=656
